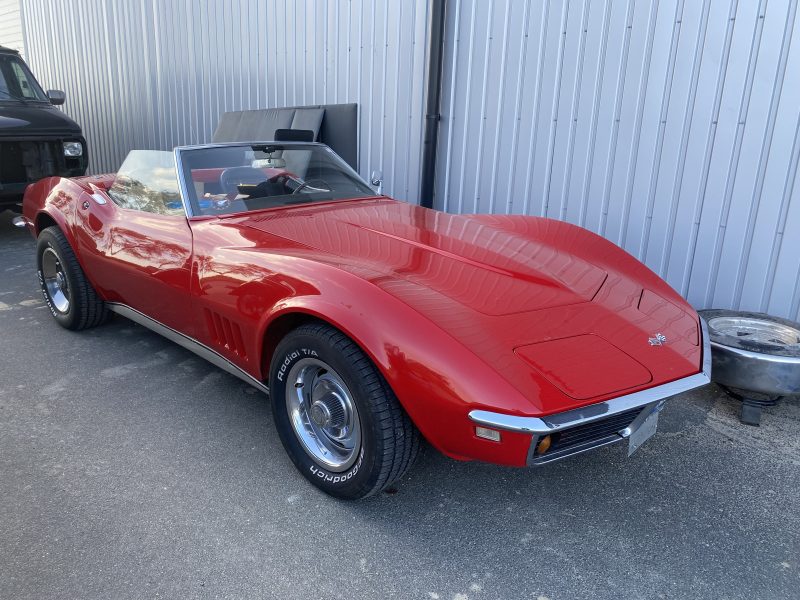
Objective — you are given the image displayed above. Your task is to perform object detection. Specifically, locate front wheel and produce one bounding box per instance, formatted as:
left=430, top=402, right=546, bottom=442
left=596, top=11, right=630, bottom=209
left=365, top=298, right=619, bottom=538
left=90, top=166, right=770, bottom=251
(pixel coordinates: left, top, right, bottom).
left=269, top=323, right=419, bottom=499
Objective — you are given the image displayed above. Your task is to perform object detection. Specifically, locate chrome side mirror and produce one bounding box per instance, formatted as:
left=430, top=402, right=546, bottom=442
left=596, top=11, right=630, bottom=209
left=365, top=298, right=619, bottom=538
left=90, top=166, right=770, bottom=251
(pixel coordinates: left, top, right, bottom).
left=370, top=170, right=383, bottom=194
left=47, top=90, right=65, bottom=105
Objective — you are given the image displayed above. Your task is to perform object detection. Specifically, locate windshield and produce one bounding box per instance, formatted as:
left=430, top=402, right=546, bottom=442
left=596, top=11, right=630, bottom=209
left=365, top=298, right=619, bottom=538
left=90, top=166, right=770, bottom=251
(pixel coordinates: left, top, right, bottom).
left=0, top=53, right=49, bottom=102
left=107, top=150, right=184, bottom=216
left=176, top=143, right=376, bottom=216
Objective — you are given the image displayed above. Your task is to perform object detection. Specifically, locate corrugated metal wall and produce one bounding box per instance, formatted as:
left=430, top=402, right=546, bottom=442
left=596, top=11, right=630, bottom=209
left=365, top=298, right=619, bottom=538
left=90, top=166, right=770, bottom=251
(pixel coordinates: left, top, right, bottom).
left=436, top=0, right=800, bottom=320
left=12, top=0, right=800, bottom=319
left=0, top=0, right=24, bottom=54
left=17, top=0, right=430, bottom=202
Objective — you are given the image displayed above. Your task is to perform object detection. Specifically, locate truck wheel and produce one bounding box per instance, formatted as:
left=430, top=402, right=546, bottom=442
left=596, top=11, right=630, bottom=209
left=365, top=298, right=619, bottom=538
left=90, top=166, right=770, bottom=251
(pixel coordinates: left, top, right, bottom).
left=269, top=322, right=419, bottom=499
left=36, top=226, right=107, bottom=330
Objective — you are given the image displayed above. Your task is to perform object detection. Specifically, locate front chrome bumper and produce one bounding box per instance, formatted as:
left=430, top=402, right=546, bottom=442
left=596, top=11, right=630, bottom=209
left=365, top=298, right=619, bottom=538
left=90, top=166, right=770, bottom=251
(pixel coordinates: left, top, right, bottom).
left=469, top=318, right=713, bottom=466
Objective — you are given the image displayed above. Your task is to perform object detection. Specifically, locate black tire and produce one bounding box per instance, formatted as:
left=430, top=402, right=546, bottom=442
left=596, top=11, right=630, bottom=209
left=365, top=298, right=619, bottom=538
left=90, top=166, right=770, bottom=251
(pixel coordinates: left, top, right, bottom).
left=269, top=322, right=419, bottom=499
left=36, top=226, right=108, bottom=330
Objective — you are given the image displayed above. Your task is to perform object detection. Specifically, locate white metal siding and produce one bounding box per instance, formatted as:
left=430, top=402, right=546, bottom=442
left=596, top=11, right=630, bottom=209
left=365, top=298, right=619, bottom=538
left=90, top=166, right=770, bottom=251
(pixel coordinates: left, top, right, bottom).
left=14, top=0, right=800, bottom=320
left=17, top=0, right=430, bottom=202
left=436, top=0, right=800, bottom=320
left=0, top=0, right=24, bottom=54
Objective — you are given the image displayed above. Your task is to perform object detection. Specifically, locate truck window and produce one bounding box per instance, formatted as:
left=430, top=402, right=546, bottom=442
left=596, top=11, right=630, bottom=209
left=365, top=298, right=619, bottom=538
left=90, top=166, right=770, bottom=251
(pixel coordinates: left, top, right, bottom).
left=0, top=54, right=48, bottom=102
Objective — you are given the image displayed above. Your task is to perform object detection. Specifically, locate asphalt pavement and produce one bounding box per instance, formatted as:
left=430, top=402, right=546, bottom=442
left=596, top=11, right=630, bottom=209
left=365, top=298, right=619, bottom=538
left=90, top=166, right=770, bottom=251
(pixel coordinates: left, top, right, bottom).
left=1, top=209, right=798, bottom=600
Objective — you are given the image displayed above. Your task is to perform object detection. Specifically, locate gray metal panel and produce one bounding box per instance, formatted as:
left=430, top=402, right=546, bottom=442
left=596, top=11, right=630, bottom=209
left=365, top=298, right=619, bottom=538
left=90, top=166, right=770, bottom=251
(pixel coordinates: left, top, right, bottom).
left=17, top=0, right=430, bottom=203
left=212, top=109, right=295, bottom=143
left=0, top=0, right=24, bottom=55
left=15, top=0, right=800, bottom=320
left=211, top=104, right=357, bottom=169
left=289, top=108, right=325, bottom=139
left=436, top=0, right=800, bottom=321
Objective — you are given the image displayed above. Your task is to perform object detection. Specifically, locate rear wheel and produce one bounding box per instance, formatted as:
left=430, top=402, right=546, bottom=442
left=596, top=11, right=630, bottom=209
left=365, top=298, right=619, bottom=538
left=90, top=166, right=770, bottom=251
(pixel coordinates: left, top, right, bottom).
left=269, top=322, right=419, bottom=499
left=36, top=226, right=107, bottom=330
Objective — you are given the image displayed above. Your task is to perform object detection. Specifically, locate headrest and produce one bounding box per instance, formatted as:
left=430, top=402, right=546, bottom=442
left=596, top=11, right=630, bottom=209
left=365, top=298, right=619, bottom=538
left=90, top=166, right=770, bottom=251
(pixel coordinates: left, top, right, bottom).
left=275, top=128, right=315, bottom=142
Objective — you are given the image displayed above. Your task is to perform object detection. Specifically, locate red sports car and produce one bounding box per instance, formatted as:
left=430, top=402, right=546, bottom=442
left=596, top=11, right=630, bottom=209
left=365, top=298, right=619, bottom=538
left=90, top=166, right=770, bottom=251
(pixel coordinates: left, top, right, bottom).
left=18, top=141, right=711, bottom=499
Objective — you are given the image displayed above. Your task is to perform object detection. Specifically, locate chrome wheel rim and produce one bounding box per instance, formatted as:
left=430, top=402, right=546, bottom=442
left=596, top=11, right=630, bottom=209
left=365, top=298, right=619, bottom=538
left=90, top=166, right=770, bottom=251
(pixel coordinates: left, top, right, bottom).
left=708, top=316, right=800, bottom=347
left=285, top=358, right=361, bottom=472
left=41, top=247, right=70, bottom=313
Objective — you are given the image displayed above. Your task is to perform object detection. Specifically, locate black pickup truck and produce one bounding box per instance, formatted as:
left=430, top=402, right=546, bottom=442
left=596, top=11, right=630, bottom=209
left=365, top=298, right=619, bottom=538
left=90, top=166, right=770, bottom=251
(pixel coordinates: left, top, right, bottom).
left=0, top=45, right=87, bottom=211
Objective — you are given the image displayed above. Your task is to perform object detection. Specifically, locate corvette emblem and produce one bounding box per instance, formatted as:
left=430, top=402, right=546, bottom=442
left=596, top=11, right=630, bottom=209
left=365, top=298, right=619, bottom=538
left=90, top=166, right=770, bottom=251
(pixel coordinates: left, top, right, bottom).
left=648, top=333, right=667, bottom=346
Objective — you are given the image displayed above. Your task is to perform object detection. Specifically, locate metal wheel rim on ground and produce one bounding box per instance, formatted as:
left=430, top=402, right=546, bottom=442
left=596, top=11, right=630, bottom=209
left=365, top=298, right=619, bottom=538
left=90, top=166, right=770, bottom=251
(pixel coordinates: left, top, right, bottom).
left=708, top=316, right=800, bottom=349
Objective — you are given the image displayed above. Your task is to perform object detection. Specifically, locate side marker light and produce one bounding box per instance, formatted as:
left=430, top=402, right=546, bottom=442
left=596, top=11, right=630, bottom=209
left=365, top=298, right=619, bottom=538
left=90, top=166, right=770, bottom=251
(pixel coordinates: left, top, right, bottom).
left=475, top=426, right=501, bottom=442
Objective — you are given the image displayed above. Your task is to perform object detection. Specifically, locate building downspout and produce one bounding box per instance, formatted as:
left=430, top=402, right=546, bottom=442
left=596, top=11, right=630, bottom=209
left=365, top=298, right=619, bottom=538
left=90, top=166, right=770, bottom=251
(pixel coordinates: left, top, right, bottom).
left=419, top=0, right=447, bottom=209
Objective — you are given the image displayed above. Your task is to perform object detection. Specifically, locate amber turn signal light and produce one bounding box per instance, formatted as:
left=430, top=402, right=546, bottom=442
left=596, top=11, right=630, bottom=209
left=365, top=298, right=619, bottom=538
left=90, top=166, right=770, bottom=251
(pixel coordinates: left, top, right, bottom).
left=536, top=434, right=552, bottom=455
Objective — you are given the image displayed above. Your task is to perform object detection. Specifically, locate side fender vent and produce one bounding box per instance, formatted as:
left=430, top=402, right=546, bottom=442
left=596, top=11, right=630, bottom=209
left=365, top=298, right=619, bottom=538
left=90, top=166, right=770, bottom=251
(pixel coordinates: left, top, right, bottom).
left=204, top=309, right=248, bottom=360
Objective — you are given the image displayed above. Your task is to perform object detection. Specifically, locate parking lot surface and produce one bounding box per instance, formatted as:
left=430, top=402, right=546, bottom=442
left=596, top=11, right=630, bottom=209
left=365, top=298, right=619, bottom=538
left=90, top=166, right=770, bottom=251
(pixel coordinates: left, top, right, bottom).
left=1, top=210, right=798, bottom=600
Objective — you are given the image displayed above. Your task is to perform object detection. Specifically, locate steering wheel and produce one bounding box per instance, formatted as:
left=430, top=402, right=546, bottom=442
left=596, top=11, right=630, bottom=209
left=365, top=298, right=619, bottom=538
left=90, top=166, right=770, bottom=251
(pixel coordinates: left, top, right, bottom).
left=267, top=173, right=293, bottom=188
left=219, top=166, right=267, bottom=195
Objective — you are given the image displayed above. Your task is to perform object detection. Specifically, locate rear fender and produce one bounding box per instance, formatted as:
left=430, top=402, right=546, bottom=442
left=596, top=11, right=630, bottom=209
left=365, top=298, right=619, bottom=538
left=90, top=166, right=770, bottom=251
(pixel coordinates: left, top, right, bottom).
left=24, top=177, right=94, bottom=281
left=24, top=177, right=76, bottom=237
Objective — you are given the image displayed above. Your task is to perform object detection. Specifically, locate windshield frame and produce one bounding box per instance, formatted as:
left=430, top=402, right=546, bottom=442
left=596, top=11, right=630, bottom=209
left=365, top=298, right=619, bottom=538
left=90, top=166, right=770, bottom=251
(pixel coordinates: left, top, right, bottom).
left=173, top=142, right=376, bottom=218
left=0, top=52, right=50, bottom=103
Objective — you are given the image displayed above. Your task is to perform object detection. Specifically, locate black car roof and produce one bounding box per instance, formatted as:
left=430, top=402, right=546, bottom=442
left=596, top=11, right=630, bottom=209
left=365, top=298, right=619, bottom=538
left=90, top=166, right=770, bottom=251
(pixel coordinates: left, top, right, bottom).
left=0, top=45, right=20, bottom=54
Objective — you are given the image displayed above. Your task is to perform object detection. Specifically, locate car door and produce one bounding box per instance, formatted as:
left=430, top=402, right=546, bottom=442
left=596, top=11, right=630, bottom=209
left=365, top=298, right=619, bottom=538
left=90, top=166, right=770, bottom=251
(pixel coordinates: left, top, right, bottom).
left=74, top=151, right=195, bottom=336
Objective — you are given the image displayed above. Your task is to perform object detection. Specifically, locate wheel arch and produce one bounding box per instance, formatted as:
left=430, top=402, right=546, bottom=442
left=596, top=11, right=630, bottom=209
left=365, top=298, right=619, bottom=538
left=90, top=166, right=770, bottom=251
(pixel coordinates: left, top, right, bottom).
left=260, top=306, right=388, bottom=387
left=29, top=179, right=100, bottom=294
left=35, top=211, right=59, bottom=236
left=260, top=310, right=328, bottom=380
left=33, top=208, right=86, bottom=274
left=23, top=176, right=87, bottom=253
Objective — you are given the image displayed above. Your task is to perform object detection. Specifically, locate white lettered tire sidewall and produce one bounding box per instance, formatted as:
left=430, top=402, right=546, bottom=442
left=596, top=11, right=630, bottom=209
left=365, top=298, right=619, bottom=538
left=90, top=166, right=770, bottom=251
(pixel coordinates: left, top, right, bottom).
left=269, top=328, right=382, bottom=499
left=37, top=229, right=77, bottom=327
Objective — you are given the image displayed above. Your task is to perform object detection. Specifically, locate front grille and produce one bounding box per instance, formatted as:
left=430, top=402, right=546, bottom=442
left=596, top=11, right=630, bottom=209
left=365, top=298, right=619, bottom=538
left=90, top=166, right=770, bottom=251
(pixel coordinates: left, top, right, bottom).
left=0, top=139, right=86, bottom=189
left=0, top=140, right=60, bottom=183
left=548, top=407, right=644, bottom=454
left=0, top=142, right=28, bottom=183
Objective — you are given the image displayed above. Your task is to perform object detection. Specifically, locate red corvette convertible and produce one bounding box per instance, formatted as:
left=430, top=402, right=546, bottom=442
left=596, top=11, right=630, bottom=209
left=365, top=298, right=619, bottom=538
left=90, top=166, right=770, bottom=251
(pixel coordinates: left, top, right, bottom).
left=18, top=141, right=711, bottom=499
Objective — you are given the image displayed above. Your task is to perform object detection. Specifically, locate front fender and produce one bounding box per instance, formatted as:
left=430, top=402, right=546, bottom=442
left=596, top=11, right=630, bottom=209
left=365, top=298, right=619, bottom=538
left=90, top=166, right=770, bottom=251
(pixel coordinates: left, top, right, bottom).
left=258, top=272, right=534, bottom=465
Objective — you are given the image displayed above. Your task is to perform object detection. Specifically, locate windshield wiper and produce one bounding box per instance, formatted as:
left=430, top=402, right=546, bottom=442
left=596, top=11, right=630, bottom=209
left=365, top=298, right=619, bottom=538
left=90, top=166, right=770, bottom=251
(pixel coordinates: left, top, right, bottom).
left=278, top=195, right=334, bottom=206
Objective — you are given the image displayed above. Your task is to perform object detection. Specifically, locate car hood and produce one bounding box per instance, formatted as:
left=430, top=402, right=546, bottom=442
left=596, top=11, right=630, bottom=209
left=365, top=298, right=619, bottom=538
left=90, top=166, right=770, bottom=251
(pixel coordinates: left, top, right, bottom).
left=0, top=103, right=82, bottom=137
left=237, top=199, right=702, bottom=413
left=239, top=199, right=608, bottom=316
